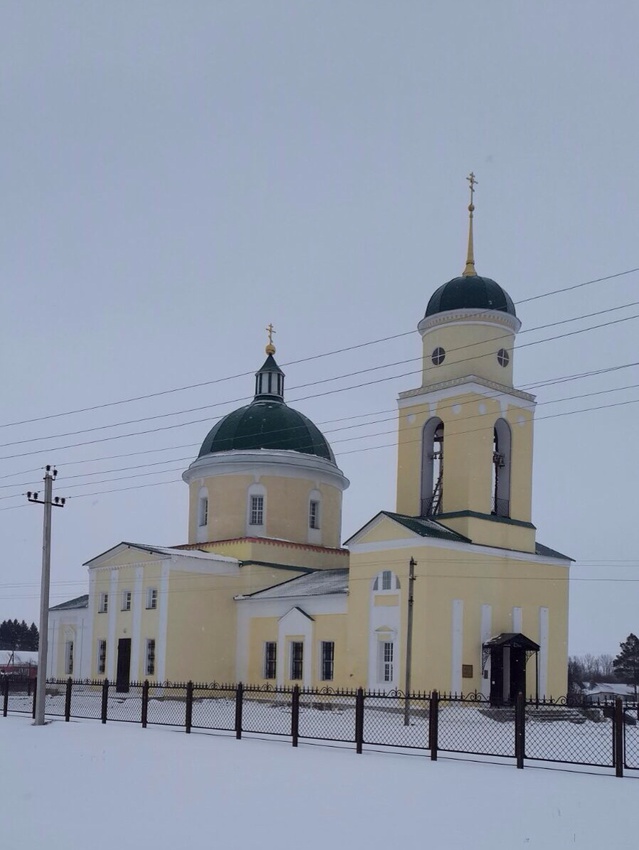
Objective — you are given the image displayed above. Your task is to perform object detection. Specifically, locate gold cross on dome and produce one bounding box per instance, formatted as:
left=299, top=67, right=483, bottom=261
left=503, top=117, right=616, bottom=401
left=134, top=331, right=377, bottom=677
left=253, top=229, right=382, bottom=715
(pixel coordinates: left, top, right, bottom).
left=467, top=172, right=478, bottom=208
left=266, top=323, right=276, bottom=345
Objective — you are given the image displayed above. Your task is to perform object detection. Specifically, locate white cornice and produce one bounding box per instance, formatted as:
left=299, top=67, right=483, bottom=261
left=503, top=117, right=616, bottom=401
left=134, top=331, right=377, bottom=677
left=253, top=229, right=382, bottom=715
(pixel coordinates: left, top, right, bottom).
left=182, top=448, right=350, bottom=491
left=418, top=308, right=521, bottom=336
left=397, top=377, right=536, bottom=413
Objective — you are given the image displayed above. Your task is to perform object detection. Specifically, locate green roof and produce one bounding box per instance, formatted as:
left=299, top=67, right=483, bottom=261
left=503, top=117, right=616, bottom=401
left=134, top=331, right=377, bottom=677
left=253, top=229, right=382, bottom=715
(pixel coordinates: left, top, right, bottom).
left=425, top=275, right=516, bottom=318
left=50, top=594, right=89, bottom=611
left=198, top=399, right=335, bottom=461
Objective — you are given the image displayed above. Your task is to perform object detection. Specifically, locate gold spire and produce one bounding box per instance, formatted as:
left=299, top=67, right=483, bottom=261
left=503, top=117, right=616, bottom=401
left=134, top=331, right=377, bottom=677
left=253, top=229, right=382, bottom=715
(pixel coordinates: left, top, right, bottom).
left=462, top=172, right=478, bottom=277
left=265, top=323, right=276, bottom=355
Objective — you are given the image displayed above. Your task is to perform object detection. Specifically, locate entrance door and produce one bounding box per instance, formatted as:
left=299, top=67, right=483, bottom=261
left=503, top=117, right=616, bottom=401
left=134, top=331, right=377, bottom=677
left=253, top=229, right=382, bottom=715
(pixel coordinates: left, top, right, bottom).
left=509, top=648, right=527, bottom=703
left=116, top=638, right=131, bottom=693
left=489, top=648, right=504, bottom=706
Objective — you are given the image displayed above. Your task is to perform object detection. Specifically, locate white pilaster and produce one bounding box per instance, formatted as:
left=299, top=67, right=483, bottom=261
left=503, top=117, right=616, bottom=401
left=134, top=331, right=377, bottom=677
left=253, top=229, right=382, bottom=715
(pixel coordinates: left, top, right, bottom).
left=451, top=599, right=463, bottom=694
left=131, top=566, right=144, bottom=682
left=539, top=607, right=549, bottom=698
left=106, top=569, right=119, bottom=681
left=156, top=561, right=171, bottom=682
left=480, top=604, right=492, bottom=698
left=512, top=607, right=523, bottom=633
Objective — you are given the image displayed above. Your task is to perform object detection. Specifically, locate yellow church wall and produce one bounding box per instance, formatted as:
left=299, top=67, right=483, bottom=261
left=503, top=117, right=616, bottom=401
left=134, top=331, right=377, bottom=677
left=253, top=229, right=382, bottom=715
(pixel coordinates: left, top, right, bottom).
left=188, top=474, right=343, bottom=549
left=346, top=542, right=568, bottom=697
left=420, top=320, right=516, bottom=388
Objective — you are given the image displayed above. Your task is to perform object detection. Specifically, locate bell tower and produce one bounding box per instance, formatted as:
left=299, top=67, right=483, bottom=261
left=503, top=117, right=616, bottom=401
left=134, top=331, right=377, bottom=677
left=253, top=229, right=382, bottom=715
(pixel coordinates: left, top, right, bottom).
left=396, top=176, right=537, bottom=552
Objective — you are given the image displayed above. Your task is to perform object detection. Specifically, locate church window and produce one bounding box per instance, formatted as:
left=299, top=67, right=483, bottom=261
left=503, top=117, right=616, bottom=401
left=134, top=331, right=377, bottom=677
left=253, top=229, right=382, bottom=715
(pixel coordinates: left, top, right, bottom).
left=264, top=642, right=277, bottom=679
left=98, top=592, right=108, bottom=614
left=497, top=348, right=510, bottom=367
left=145, top=639, right=156, bottom=676
left=321, top=641, right=335, bottom=681
left=492, top=418, right=512, bottom=517
left=65, top=640, right=74, bottom=676
left=97, top=640, right=107, bottom=675
left=432, top=347, right=446, bottom=366
left=146, top=587, right=158, bottom=610
left=372, top=570, right=400, bottom=591
left=309, top=500, right=320, bottom=529
left=290, top=641, right=304, bottom=680
left=378, top=641, right=394, bottom=683
left=121, top=590, right=132, bottom=611
left=198, top=495, right=208, bottom=527
left=250, top=495, right=264, bottom=526
left=421, top=418, right=444, bottom=516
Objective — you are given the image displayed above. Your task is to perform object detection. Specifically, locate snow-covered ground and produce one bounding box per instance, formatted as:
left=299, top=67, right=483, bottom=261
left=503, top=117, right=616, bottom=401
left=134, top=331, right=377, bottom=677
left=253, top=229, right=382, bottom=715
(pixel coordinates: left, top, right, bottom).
left=0, top=715, right=637, bottom=850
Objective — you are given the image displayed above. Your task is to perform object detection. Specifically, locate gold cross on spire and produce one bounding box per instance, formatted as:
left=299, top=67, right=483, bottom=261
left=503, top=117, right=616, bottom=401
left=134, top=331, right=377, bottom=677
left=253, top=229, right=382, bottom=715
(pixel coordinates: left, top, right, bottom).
left=265, top=323, right=276, bottom=355
left=462, top=172, right=478, bottom=277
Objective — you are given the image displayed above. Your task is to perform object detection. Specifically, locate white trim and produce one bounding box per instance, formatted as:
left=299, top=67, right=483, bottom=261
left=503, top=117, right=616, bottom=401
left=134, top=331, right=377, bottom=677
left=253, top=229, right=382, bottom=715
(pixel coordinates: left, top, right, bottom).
left=246, top=483, right=266, bottom=537
left=512, top=607, right=523, bottom=633
left=418, top=307, right=521, bottom=335
left=131, top=567, right=144, bottom=682
left=183, top=448, right=349, bottom=492
left=539, top=607, right=549, bottom=698
left=451, top=599, right=463, bottom=694
left=235, top=597, right=251, bottom=682
left=276, top=607, right=313, bottom=688
left=106, top=570, right=118, bottom=681
left=236, top=594, right=346, bottom=620
left=480, top=604, right=492, bottom=699
left=398, top=378, right=536, bottom=414
left=156, top=561, right=170, bottom=682
left=348, top=527, right=571, bottom=567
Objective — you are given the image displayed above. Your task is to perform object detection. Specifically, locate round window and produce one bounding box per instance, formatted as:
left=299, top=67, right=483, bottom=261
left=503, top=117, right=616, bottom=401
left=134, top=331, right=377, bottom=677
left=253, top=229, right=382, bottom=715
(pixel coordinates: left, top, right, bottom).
left=432, top=347, right=446, bottom=366
left=497, top=348, right=510, bottom=367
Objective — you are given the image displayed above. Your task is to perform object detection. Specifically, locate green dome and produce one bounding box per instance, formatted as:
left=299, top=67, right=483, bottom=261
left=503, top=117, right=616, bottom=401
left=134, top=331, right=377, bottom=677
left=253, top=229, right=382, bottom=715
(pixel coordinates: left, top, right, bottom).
left=198, top=399, right=335, bottom=462
left=426, top=275, right=516, bottom=318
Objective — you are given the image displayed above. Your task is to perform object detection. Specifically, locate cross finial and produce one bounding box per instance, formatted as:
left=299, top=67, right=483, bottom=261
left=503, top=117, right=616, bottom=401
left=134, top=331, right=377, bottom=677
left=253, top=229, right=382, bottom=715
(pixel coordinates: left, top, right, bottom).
left=265, top=323, right=276, bottom=355
left=462, top=172, right=478, bottom=277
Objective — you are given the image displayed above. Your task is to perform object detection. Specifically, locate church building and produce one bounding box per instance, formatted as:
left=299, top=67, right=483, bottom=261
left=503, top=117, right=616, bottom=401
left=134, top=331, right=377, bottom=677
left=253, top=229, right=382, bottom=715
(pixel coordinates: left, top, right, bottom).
left=48, top=178, right=571, bottom=702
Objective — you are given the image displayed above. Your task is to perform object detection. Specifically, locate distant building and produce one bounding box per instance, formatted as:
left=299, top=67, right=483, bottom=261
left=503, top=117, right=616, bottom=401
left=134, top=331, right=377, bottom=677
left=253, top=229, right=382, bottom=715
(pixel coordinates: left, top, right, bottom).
left=49, top=182, right=571, bottom=702
left=0, top=650, right=38, bottom=679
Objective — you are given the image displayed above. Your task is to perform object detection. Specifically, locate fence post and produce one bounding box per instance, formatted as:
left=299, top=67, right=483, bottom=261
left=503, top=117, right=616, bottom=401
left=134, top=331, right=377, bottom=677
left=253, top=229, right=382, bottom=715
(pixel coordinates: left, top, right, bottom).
left=2, top=677, right=8, bottom=718
left=235, top=682, right=243, bottom=740
left=291, top=685, right=300, bottom=747
left=515, top=692, right=525, bottom=769
left=185, top=681, right=194, bottom=734
left=65, top=677, right=73, bottom=722
left=354, top=688, right=364, bottom=754
left=31, top=679, right=37, bottom=719
left=614, top=697, right=624, bottom=778
left=141, top=680, right=149, bottom=728
left=428, top=690, right=439, bottom=760
left=101, top=678, right=109, bottom=724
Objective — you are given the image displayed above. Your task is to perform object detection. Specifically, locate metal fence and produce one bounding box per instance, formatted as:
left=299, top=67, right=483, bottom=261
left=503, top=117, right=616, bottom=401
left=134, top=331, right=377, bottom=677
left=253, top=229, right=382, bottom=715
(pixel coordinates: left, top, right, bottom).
left=2, top=676, right=637, bottom=778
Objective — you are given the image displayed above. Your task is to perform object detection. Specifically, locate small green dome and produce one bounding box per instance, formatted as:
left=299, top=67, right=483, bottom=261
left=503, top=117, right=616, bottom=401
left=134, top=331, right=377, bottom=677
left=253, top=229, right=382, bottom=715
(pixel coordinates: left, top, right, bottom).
left=198, top=400, right=335, bottom=462
left=425, top=275, right=516, bottom=318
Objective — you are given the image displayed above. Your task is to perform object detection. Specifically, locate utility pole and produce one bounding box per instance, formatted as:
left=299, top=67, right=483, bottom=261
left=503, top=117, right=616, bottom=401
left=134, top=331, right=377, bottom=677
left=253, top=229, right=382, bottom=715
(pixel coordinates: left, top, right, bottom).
left=27, top=466, right=66, bottom=726
left=403, top=557, right=417, bottom=726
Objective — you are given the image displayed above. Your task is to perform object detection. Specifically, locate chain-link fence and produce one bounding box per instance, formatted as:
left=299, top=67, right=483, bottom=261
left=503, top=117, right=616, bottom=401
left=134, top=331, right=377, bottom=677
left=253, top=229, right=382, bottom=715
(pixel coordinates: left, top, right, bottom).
left=3, top=679, right=637, bottom=778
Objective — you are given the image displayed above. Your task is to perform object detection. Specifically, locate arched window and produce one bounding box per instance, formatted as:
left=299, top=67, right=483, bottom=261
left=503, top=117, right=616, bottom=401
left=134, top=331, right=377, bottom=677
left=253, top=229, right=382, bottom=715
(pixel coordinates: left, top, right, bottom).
left=421, top=417, right=444, bottom=516
left=492, top=418, right=512, bottom=517
left=375, top=627, right=397, bottom=684
left=372, top=570, right=401, bottom=592
left=196, top=487, right=209, bottom=543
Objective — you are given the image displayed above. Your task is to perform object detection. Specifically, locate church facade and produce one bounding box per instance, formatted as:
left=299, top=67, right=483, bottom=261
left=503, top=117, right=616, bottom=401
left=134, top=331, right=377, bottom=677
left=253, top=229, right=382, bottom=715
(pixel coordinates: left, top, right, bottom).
left=48, top=185, right=571, bottom=702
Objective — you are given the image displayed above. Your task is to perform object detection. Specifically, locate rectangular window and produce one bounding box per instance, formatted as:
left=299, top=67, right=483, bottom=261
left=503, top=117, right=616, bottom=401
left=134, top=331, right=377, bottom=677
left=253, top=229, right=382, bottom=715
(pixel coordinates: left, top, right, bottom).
left=146, top=587, right=158, bottom=610
left=250, top=495, right=264, bottom=526
left=121, top=590, right=132, bottom=611
left=321, top=641, right=334, bottom=681
left=379, top=641, right=394, bottom=683
left=264, top=642, right=277, bottom=679
left=290, top=641, right=304, bottom=681
left=98, top=592, right=108, bottom=613
left=145, top=639, right=156, bottom=676
left=381, top=570, right=392, bottom=591
left=309, top=500, right=320, bottom=530
left=97, top=639, right=107, bottom=675
left=198, top=496, right=208, bottom=527
left=65, top=640, right=74, bottom=675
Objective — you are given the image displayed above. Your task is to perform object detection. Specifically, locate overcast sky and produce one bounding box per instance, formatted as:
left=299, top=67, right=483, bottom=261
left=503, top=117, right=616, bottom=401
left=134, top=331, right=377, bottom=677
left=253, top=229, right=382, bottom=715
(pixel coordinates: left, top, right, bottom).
left=1, top=2, right=638, bottom=657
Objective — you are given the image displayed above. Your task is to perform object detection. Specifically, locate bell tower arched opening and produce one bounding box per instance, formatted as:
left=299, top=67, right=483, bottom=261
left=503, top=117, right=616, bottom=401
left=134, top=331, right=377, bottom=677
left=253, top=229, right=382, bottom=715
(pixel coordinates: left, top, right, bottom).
left=492, top=418, right=512, bottom=518
left=421, top=417, right=444, bottom=517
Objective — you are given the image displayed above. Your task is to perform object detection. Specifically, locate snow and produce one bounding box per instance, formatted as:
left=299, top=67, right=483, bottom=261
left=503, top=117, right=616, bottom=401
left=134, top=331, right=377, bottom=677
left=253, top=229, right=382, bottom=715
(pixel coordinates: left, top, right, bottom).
left=0, top=714, right=637, bottom=849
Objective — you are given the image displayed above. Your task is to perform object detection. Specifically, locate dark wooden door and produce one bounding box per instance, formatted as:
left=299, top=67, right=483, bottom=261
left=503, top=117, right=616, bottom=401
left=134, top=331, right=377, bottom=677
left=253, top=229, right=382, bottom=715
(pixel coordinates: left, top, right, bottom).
left=509, top=648, right=527, bottom=703
left=489, top=648, right=504, bottom=707
left=116, top=638, right=131, bottom=693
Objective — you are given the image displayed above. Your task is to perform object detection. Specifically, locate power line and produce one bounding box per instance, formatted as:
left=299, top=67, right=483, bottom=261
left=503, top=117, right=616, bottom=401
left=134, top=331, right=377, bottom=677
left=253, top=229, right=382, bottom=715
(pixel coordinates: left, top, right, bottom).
left=2, top=265, right=638, bottom=431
